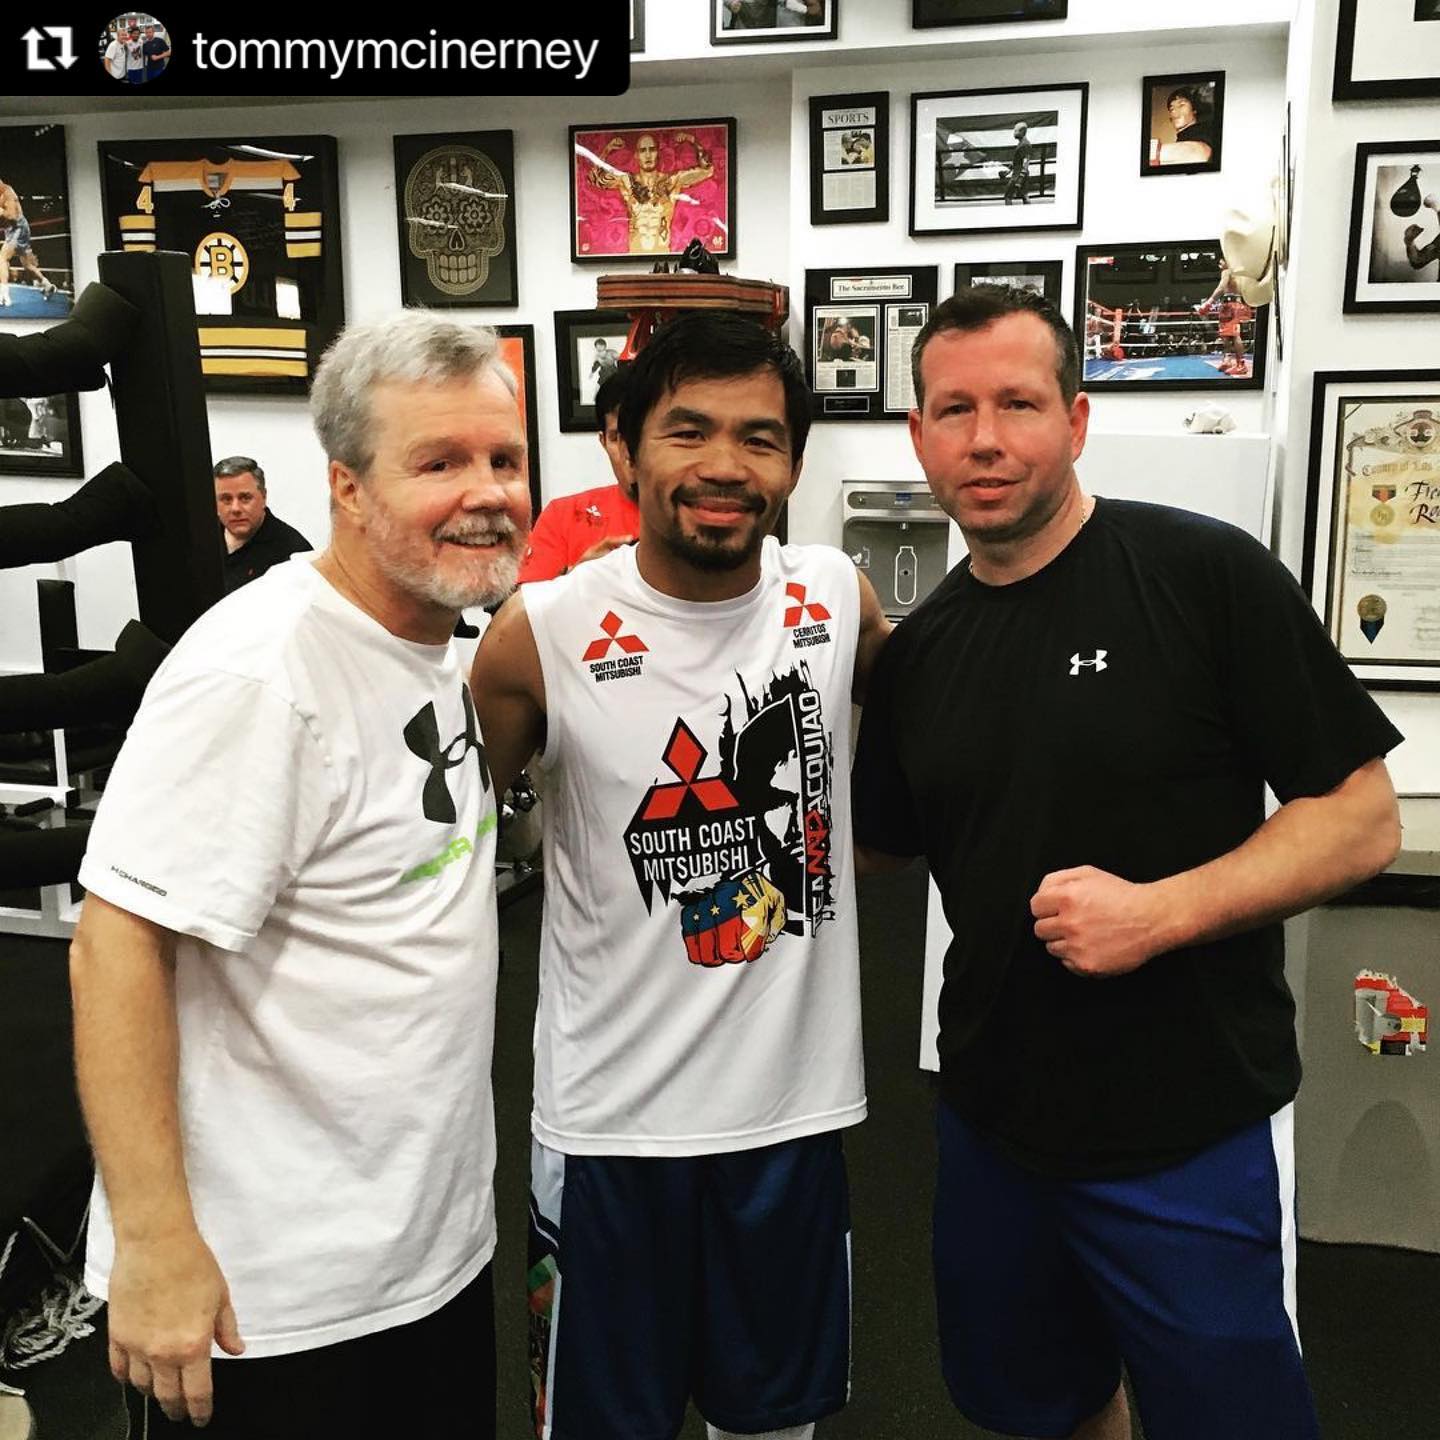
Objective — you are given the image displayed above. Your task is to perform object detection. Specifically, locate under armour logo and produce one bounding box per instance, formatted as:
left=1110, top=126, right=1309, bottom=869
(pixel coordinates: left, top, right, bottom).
left=583, top=610, right=648, bottom=662
left=783, top=583, right=831, bottom=628
left=1069, top=650, right=1108, bottom=676
left=403, top=687, right=490, bottom=824
left=642, top=720, right=739, bottom=821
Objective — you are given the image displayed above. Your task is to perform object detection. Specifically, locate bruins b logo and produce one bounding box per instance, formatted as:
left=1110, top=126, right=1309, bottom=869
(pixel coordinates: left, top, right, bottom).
left=195, top=232, right=249, bottom=294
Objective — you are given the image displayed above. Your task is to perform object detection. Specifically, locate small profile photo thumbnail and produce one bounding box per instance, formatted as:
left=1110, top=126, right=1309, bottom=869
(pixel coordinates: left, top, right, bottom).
left=101, top=14, right=172, bottom=85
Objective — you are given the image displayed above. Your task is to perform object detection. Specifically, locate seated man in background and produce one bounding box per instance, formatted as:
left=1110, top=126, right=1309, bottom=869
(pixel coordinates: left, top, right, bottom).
left=214, top=455, right=312, bottom=592
left=517, top=366, right=638, bottom=582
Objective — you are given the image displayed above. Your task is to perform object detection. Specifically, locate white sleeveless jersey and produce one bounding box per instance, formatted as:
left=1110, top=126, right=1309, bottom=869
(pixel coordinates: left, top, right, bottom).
left=525, top=538, right=866, bottom=1156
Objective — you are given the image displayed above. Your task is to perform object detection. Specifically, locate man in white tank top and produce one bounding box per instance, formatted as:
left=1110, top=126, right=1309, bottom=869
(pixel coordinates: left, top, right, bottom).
left=474, top=311, right=890, bottom=1440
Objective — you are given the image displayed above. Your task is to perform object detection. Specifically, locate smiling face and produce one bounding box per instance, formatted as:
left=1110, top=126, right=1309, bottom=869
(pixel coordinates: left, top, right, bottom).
left=909, top=313, right=1088, bottom=549
left=630, top=368, right=799, bottom=594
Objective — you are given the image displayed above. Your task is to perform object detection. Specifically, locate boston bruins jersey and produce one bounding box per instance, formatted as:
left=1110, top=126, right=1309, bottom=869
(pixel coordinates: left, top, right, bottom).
left=99, top=137, right=342, bottom=391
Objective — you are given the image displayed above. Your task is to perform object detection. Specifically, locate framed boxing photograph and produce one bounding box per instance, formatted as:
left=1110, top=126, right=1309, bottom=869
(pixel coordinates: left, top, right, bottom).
left=804, top=266, right=939, bottom=421
left=909, top=84, right=1087, bottom=237
left=1302, top=368, right=1440, bottom=691
left=1140, top=72, right=1224, bottom=177
left=631, top=0, right=645, bottom=52
left=554, top=309, right=630, bottom=433
left=1344, top=141, right=1440, bottom=314
left=0, top=124, right=74, bottom=319
left=711, top=0, right=839, bottom=44
left=494, top=324, right=542, bottom=518
left=1334, top=0, right=1440, bottom=100
left=393, top=131, right=517, bottom=309
left=1074, top=240, right=1269, bottom=393
left=912, top=0, right=1066, bottom=27
left=97, top=134, right=344, bottom=396
left=0, top=392, right=83, bottom=479
left=569, top=118, right=736, bottom=264
left=953, top=258, right=1064, bottom=305
left=809, top=91, right=889, bottom=226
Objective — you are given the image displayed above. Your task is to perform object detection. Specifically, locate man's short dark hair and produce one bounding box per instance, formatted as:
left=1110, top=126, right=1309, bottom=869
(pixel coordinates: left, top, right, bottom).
left=910, top=286, right=1080, bottom=410
left=1166, top=84, right=1208, bottom=118
left=213, top=455, right=267, bottom=491
left=618, top=311, right=811, bottom=464
left=594, top=364, right=629, bottom=431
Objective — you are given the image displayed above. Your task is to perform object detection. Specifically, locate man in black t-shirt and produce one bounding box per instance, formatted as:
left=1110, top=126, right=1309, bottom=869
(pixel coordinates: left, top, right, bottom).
left=214, top=455, right=313, bottom=593
left=852, top=284, right=1402, bottom=1440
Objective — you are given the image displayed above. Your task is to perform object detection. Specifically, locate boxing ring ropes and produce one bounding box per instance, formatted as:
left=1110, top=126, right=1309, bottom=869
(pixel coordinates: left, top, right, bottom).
left=1082, top=297, right=1257, bottom=380
left=0, top=251, right=222, bottom=940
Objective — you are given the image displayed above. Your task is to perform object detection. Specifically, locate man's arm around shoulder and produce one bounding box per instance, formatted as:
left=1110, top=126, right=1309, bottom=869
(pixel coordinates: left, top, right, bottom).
left=70, top=893, right=244, bottom=1426
left=470, top=590, right=547, bottom=797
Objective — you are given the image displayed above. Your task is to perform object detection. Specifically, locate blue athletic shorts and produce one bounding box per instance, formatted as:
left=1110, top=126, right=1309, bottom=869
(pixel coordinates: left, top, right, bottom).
left=0, top=216, right=31, bottom=254
left=933, top=1100, right=1320, bottom=1439
left=528, top=1131, right=852, bottom=1440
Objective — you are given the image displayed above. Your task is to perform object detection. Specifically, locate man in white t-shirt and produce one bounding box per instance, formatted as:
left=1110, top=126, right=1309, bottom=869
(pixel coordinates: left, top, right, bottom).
left=103, top=29, right=128, bottom=81
left=69, top=311, right=531, bottom=1438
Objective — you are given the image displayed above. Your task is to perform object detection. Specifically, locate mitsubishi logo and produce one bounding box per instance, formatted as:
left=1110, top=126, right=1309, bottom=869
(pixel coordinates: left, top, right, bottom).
left=1069, top=650, right=1108, bottom=676
left=583, top=610, right=648, bottom=662
left=783, top=583, right=831, bottom=628
left=641, top=720, right=740, bottom=821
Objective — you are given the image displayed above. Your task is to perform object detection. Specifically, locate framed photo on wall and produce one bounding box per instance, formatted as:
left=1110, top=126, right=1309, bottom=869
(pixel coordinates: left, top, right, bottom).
left=809, top=91, right=889, bottom=226
left=1302, top=368, right=1440, bottom=691
left=1344, top=141, right=1440, bottom=314
left=97, top=134, right=344, bottom=395
left=1140, top=72, right=1224, bottom=176
left=953, top=258, right=1063, bottom=305
left=1334, top=0, right=1440, bottom=100
left=494, top=324, right=542, bottom=518
left=0, top=392, right=83, bottom=478
left=0, top=124, right=74, bottom=318
left=393, top=130, right=517, bottom=308
left=913, top=0, right=1066, bottom=27
left=569, top=118, right=736, bottom=264
left=712, top=0, right=838, bottom=43
left=554, top=309, right=631, bottom=433
left=804, top=266, right=939, bottom=421
left=910, top=84, right=1087, bottom=237
left=1074, top=240, right=1268, bottom=392
left=631, top=0, right=645, bottom=52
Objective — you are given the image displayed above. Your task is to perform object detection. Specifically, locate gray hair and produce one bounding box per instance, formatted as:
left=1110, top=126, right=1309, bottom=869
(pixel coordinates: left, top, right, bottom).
left=310, top=311, right=517, bottom=475
left=213, top=454, right=266, bottom=490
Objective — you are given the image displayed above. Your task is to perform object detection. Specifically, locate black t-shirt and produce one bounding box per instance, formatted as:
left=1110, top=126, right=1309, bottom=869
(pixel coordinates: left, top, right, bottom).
left=222, top=510, right=313, bottom=593
left=853, top=498, right=1403, bottom=1178
left=1172, top=121, right=1214, bottom=156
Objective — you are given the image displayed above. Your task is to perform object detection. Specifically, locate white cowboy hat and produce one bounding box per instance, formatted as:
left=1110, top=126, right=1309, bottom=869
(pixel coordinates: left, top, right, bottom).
left=1219, top=181, right=1280, bottom=307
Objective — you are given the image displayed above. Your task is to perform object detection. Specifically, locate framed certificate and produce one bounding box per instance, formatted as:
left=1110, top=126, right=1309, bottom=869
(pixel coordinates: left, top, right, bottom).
left=809, top=91, right=889, bottom=226
left=1303, top=368, right=1440, bottom=691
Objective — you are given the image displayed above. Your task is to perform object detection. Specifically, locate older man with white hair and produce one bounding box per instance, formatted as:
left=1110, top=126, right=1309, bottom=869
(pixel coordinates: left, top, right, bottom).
left=68, top=312, right=530, bottom=1438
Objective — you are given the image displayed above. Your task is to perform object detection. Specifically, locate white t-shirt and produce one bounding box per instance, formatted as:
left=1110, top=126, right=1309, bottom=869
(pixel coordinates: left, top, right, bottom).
left=79, top=558, right=501, bottom=1358
left=124, top=38, right=144, bottom=72
left=524, top=539, right=866, bottom=1156
left=104, top=39, right=127, bottom=80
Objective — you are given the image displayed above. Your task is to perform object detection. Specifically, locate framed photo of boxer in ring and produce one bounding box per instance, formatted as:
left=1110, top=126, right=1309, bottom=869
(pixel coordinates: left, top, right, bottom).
left=1334, top=0, right=1440, bottom=100
left=553, top=309, right=631, bottom=433
left=953, top=258, right=1064, bottom=305
left=1073, top=240, right=1268, bottom=392
left=711, top=0, right=839, bottom=44
left=1345, top=141, right=1440, bottom=313
left=912, top=0, right=1066, bottom=25
left=1302, top=368, right=1440, bottom=691
left=909, top=84, right=1087, bottom=237
left=0, top=392, right=83, bottom=479
left=569, top=119, right=736, bottom=264
left=0, top=124, right=74, bottom=319
left=1139, top=72, right=1224, bottom=177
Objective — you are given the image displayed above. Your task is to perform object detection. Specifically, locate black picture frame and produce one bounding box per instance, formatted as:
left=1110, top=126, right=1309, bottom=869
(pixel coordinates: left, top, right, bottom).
left=809, top=91, right=889, bottom=226
left=554, top=309, right=631, bottom=433
left=804, top=266, right=939, bottom=422
left=711, top=0, right=839, bottom=44
left=953, top=258, right=1063, bottom=305
left=631, top=0, right=646, bottom=52
left=1344, top=140, right=1440, bottom=315
left=0, top=124, right=74, bottom=319
left=0, top=392, right=83, bottom=479
left=1139, top=71, right=1224, bottom=178
left=1335, top=0, right=1440, bottom=101
left=393, top=131, right=517, bottom=309
left=909, top=83, right=1088, bottom=238
left=494, top=324, right=542, bottom=518
left=913, top=0, right=1066, bottom=27
left=569, top=118, right=737, bottom=265
left=1074, top=239, right=1268, bottom=393
left=97, top=134, right=344, bottom=397
left=1302, top=367, right=1440, bottom=692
